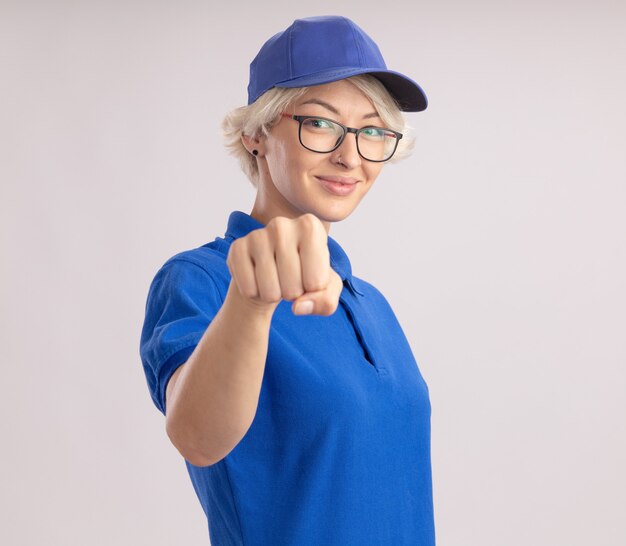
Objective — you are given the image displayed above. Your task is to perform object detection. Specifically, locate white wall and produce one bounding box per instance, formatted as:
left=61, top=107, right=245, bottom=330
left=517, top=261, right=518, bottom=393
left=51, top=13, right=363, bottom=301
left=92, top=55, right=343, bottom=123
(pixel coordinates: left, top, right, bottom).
left=1, top=1, right=624, bottom=544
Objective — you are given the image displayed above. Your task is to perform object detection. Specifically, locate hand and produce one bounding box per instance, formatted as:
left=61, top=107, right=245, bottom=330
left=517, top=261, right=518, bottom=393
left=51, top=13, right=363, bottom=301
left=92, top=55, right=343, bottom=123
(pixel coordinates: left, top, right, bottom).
left=225, top=213, right=343, bottom=316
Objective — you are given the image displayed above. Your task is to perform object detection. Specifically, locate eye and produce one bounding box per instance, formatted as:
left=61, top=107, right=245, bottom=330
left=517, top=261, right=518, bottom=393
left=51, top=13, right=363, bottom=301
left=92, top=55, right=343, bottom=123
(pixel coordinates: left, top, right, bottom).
left=360, top=127, right=387, bottom=140
left=302, top=118, right=336, bottom=131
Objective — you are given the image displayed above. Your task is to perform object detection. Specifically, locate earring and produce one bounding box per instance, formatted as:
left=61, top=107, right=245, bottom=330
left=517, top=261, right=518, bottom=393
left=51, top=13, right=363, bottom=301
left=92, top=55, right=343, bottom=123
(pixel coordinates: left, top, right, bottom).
left=252, top=149, right=258, bottom=156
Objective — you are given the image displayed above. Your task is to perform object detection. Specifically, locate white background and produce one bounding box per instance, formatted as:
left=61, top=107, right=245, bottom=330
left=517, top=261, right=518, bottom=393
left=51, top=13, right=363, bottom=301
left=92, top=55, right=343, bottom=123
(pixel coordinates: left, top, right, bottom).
left=1, top=1, right=625, bottom=544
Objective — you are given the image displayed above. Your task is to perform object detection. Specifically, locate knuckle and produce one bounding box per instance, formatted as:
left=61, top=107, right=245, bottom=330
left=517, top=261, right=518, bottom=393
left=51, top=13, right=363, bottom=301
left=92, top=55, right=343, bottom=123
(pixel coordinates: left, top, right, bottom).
left=297, top=213, right=321, bottom=233
left=305, top=277, right=326, bottom=293
left=270, top=225, right=290, bottom=250
left=263, top=288, right=282, bottom=303
left=226, top=246, right=237, bottom=269
left=229, top=238, right=245, bottom=257
left=283, top=287, right=304, bottom=301
left=299, top=212, right=319, bottom=225
left=243, top=286, right=258, bottom=300
left=306, top=267, right=330, bottom=293
left=246, top=229, right=261, bottom=246
left=248, top=231, right=271, bottom=258
left=267, top=216, right=289, bottom=234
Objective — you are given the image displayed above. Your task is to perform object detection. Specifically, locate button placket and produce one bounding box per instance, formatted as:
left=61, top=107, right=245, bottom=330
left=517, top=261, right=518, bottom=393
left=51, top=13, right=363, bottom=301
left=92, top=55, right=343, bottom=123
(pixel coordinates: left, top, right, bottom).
left=339, top=288, right=379, bottom=373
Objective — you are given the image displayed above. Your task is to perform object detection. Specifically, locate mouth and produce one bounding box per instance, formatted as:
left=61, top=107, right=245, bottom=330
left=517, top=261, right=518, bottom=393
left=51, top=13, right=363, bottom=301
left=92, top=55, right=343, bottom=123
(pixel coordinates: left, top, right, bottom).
left=315, top=175, right=359, bottom=185
left=315, top=175, right=359, bottom=196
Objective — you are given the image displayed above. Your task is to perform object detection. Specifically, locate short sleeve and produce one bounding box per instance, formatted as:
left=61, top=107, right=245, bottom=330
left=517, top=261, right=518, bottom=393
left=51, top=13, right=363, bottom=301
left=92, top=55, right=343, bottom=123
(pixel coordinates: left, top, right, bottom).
left=139, top=258, right=224, bottom=415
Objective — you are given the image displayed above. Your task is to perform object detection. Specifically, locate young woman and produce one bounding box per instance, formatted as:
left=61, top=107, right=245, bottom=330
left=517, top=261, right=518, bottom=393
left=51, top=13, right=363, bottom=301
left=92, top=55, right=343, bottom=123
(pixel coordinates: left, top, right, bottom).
left=140, top=15, right=435, bottom=545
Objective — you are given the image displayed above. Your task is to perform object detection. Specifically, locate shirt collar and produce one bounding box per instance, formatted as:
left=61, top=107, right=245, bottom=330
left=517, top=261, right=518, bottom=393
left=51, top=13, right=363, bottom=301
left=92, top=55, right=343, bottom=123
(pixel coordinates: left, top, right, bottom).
left=223, top=210, right=361, bottom=294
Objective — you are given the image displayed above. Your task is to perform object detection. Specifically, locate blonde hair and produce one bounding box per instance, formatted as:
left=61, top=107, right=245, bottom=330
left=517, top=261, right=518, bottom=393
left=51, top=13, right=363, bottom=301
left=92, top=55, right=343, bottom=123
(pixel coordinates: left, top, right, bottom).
left=221, top=74, right=416, bottom=188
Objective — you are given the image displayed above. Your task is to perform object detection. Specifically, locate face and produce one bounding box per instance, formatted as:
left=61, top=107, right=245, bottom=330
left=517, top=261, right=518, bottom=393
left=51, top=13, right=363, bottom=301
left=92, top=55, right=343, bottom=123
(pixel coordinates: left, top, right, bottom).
left=245, top=79, right=386, bottom=233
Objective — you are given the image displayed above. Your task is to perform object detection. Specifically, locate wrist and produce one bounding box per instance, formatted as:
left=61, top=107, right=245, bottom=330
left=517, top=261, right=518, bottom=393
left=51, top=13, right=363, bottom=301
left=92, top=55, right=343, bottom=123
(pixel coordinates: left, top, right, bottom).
left=225, top=279, right=279, bottom=320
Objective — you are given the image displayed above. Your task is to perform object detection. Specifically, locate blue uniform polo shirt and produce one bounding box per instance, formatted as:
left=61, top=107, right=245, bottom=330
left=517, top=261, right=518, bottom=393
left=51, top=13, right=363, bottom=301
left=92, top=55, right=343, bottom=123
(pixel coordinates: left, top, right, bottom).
left=139, top=210, right=435, bottom=545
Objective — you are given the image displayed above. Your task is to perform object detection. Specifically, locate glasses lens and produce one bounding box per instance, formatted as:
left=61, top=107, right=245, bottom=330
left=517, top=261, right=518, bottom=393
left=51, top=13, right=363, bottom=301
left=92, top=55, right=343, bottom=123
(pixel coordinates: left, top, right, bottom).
left=357, top=127, right=399, bottom=161
left=299, top=118, right=344, bottom=153
left=298, top=117, right=400, bottom=161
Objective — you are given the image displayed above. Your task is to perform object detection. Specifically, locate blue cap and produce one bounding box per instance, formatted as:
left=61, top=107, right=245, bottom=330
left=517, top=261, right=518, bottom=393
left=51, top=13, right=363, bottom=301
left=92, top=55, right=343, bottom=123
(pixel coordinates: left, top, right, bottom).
left=247, top=15, right=428, bottom=112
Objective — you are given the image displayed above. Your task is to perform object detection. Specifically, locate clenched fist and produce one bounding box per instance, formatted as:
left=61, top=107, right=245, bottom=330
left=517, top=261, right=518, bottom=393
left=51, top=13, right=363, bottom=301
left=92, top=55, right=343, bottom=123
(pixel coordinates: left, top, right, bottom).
left=225, top=213, right=344, bottom=316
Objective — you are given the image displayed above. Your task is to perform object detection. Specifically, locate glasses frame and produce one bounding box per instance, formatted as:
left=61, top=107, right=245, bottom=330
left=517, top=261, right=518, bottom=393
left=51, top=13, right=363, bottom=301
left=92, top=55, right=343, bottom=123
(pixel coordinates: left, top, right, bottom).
left=280, top=113, right=403, bottom=163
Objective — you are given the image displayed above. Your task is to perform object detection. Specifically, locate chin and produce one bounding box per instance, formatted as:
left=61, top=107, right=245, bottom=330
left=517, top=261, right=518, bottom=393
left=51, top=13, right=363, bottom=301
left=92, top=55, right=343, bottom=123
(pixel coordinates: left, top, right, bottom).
left=312, top=204, right=357, bottom=224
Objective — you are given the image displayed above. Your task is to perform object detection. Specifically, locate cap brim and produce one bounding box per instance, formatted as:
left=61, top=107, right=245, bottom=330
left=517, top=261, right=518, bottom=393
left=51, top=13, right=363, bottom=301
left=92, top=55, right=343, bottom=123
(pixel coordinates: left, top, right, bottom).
left=275, top=67, right=428, bottom=112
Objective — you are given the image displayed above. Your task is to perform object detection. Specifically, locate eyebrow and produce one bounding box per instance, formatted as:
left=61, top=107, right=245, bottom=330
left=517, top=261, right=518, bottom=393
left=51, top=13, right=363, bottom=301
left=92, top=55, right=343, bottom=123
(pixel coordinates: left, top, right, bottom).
left=299, top=98, right=381, bottom=120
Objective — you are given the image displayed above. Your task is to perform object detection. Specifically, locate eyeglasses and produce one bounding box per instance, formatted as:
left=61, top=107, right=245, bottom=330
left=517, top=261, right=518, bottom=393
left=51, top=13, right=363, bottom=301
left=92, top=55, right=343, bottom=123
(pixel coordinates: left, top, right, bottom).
left=280, top=113, right=403, bottom=162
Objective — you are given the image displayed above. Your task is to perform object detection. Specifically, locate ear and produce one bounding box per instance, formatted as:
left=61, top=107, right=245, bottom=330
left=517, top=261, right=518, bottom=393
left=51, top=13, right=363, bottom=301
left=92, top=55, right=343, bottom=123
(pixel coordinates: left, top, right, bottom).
left=241, top=132, right=266, bottom=157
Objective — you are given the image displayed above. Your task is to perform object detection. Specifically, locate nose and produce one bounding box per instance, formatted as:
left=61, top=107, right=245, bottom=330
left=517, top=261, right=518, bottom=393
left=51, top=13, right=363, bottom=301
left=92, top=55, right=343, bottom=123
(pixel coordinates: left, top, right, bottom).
left=329, top=131, right=362, bottom=169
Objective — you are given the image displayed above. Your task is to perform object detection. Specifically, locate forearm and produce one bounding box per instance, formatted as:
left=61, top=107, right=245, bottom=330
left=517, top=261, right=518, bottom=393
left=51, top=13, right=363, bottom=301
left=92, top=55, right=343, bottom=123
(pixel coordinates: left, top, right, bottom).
left=165, top=279, right=276, bottom=466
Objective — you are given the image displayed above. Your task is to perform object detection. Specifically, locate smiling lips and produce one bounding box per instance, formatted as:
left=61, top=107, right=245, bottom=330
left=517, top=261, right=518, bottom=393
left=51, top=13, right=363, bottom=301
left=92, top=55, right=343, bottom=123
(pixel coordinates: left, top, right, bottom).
left=315, top=175, right=359, bottom=196
left=316, top=175, right=359, bottom=185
